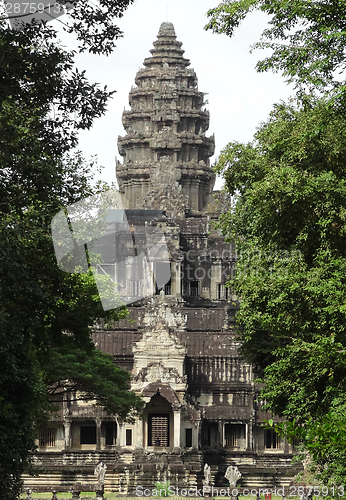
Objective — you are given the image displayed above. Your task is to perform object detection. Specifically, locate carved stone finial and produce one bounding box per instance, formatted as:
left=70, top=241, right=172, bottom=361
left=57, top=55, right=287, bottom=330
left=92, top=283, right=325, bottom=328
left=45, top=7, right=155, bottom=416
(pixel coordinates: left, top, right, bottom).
left=158, top=22, right=176, bottom=38
left=225, top=465, right=242, bottom=487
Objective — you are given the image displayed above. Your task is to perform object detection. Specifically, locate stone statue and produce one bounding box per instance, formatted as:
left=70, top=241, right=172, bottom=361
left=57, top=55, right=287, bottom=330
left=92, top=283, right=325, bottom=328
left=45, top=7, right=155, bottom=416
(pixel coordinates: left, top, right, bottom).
left=94, top=461, right=107, bottom=485
left=224, top=465, right=242, bottom=486
left=203, top=463, right=211, bottom=485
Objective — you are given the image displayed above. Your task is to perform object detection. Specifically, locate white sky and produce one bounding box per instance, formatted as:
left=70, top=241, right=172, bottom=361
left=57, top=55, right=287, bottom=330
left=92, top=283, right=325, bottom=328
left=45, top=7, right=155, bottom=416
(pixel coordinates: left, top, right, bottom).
left=58, top=0, right=295, bottom=189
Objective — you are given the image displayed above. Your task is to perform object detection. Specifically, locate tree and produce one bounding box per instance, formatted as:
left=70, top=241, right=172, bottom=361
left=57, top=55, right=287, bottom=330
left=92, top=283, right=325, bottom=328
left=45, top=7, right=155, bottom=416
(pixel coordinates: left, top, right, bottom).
left=206, top=0, right=346, bottom=487
left=0, top=6, right=143, bottom=499
left=206, top=0, right=346, bottom=96
left=1, top=0, right=134, bottom=54
left=215, top=94, right=346, bottom=486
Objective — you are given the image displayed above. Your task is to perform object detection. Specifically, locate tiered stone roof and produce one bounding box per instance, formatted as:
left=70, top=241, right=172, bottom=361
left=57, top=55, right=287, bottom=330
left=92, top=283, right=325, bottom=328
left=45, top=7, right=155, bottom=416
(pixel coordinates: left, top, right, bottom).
left=117, top=22, right=215, bottom=214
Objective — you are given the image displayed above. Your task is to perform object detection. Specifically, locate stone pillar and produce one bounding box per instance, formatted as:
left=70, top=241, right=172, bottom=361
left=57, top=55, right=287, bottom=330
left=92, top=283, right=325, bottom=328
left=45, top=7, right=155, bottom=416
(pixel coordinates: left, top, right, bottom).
left=284, top=436, right=290, bottom=453
left=96, top=418, right=102, bottom=451
left=189, top=179, right=200, bottom=211
left=118, top=422, right=125, bottom=447
left=149, top=261, right=155, bottom=295
left=116, top=421, right=121, bottom=446
left=181, top=179, right=189, bottom=201
left=64, top=420, right=71, bottom=449
left=143, top=251, right=149, bottom=296
left=210, top=262, right=221, bottom=300
left=248, top=419, right=253, bottom=451
left=173, top=409, right=181, bottom=448
left=72, top=483, right=82, bottom=499
left=125, top=259, right=130, bottom=294
left=172, top=262, right=181, bottom=296
left=192, top=425, right=198, bottom=449
left=130, top=185, right=134, bottom=210
left=218, top=420, right=223, bottom=448
left=95, top=485, right=105, bottom=500
left=135, top=417, right=143, bottom=448
left=199, top=178, right=206, bottom=211
left=133, top=179, right=141, bottom=209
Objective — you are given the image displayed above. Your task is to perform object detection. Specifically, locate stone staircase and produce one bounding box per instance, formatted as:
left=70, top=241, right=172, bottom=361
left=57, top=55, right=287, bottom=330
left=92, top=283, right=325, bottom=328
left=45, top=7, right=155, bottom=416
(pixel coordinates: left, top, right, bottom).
left=200, top=451, right=302, bottom=489
left=23, top=448, right=302, bottom=493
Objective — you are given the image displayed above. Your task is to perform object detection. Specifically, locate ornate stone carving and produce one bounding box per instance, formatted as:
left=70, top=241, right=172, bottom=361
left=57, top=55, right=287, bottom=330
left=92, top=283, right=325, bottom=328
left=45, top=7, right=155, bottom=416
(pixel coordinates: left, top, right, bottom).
left=142, top=159, right=189, bottom=217
left=94, top=462, right=107, bottom=485
left=224, top=465, right=242, bottom=486
left=134, top=362, right=186, bottom=385
left=132, top=297, right=187, bottom=395
left=203, top=463, right=211, bottom=486
left=117, top=22, right=215, bottom=212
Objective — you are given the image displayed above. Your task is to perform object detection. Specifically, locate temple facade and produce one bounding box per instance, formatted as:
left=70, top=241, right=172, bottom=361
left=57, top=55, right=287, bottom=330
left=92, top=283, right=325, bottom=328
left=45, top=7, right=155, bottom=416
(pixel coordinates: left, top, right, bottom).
left=26, top=23, right=301, bottom=493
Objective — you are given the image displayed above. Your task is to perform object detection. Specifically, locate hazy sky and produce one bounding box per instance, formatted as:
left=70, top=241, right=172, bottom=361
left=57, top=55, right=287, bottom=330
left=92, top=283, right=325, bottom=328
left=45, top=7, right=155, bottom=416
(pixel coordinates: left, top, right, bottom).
left=58, top=0, right=294, bottom=189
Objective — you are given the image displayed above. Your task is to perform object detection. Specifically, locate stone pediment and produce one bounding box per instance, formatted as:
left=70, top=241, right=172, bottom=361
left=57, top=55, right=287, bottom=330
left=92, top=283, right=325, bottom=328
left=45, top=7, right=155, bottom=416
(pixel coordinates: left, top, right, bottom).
left=141, top=381, right=181, bottom=405
left=132, top=297, right=187, bottom=395
left=133, top=297, right=187, bottom=367
left=133, top=326, right=186, bottom=359
left=141, top=296, right=187, bottom=332
left=134, top=362, right=187, bottom=385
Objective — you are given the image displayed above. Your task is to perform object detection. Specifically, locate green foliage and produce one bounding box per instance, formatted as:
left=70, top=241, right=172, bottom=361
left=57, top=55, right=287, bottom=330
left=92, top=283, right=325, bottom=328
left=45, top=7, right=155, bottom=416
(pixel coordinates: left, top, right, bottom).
left=154, top=482, right=171, bottom=497
left=0, top=0, right=134, bottom=55
left=208, top=0, right=346, bottom=490
left=0, top=6, right=143, bottom=499
left=206, top=0, right=346, bottom=95
left=264, top=407, right=346, bottom=486
left=215, top=95, right=346, bottom=486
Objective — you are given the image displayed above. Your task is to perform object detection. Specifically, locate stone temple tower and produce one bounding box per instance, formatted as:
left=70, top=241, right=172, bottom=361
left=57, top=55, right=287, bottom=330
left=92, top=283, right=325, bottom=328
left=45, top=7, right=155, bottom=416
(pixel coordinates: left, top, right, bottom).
left=26, top=22, right=300, bottom=495
left=117, top=22, right=215, bottom=214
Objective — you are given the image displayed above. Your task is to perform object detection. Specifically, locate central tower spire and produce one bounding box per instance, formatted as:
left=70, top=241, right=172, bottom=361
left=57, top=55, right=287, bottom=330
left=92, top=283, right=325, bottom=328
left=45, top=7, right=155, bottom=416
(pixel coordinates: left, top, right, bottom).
left=117, top=23, right=215, bottom=215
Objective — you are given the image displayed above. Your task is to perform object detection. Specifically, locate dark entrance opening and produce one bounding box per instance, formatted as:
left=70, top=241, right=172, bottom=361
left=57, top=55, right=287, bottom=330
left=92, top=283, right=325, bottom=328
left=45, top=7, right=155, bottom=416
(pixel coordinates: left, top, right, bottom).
left=265, top=428, right=279, bottom=449
left=126, top=429, right=132, bottom=446
left=225, top=423, right=246, bottom=449
left=185, top=428, right=192, bottom=447
left=183, top=280, right=199, bottom=297
left=105, top=423, right=117, bottom=445
left=148, top=413, right=170, bottom=447
left=201, top=421, right=219, bottom=447
left=80, top=425, right=96, bottom=445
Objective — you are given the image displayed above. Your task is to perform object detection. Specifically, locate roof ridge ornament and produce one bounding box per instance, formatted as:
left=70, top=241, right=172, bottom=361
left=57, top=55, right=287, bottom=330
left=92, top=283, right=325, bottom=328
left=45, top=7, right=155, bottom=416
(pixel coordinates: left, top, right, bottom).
left=158, top=22, right=176, bottom=38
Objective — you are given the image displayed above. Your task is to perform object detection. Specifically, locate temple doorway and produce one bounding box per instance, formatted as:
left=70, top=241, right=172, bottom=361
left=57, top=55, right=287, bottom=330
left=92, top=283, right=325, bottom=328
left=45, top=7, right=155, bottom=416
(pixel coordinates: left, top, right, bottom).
left=148, top=414, right=169, bottom=447
left=144, top=393, right=173, bottom=448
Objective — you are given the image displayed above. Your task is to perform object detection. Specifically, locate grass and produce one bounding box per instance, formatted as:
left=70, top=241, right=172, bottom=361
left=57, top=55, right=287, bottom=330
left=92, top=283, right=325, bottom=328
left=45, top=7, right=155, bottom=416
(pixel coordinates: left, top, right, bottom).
left=20, top=496, right=300, bottom=500
left=20, top=493, right=119, bottom=499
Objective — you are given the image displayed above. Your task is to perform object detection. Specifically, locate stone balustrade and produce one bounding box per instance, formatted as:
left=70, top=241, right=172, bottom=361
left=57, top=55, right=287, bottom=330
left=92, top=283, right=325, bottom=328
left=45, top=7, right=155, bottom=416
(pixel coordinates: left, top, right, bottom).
left=23, top=482, right=105, bottom=499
